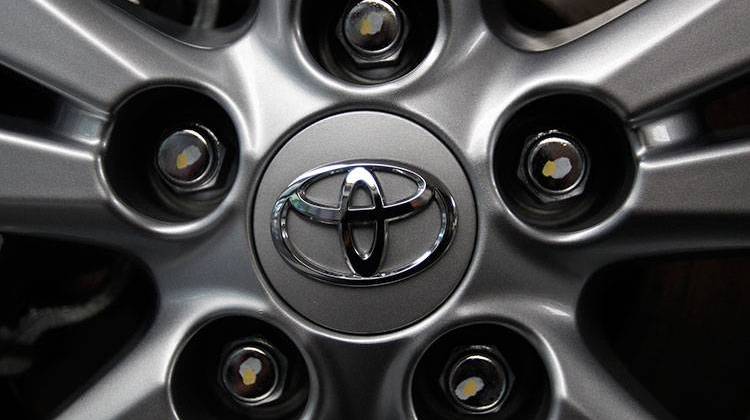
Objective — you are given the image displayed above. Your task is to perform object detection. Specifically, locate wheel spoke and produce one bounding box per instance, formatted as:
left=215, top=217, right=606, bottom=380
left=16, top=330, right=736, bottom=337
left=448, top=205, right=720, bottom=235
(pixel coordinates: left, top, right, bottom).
left=635, top=142, right=750, bottom=219
left=543, top=323, right=662, bottom=420
left=558, top=140, right=750, bottom=273
left=0, top=126, right=143, bottom=247
left=556, top=0, right=750, bottom=114
left=0, top=0, right=203, bottom=112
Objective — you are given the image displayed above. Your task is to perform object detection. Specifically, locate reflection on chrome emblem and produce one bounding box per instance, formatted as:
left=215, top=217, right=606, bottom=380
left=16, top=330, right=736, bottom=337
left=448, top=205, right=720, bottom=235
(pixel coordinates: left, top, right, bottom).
left=270, top=161, right=457, bottom=287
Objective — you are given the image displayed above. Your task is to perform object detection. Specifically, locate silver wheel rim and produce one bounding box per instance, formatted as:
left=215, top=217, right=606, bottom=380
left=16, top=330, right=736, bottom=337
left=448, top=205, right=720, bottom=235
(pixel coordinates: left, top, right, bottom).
left=0, top=1, right=748, bottom=418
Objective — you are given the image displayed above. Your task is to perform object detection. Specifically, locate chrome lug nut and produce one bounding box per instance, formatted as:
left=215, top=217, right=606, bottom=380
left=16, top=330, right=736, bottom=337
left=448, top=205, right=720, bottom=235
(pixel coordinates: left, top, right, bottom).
left=220, top=339, right=286, bottom=406
left=443, top=345, right=514, bottom=414
left=518, top=130, right=589, bottom=203
left=344, top=0, right=401, bottom=55
left=155, top=125, right=224, bottom=193
left=338, top=0, right=408, bottom=67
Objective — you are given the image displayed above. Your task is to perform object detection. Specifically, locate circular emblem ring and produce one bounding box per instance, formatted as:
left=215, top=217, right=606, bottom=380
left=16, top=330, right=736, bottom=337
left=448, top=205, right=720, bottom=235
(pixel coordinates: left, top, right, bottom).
left=270, top=161, right=457, bottom=287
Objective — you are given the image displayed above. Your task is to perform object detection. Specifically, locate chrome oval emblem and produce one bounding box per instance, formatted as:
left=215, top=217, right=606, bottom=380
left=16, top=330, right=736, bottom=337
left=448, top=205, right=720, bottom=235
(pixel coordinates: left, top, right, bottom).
left=270, top=161, right=457, bottom=287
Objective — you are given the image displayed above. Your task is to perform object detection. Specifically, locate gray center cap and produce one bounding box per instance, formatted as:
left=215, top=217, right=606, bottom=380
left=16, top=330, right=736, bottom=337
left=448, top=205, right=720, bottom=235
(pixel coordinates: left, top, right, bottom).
left=253, top=112, right=476, bottom=334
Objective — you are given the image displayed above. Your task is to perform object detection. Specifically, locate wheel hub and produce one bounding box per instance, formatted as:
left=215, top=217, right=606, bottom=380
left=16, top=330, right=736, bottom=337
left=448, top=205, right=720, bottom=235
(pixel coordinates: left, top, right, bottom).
left=253, top=111, right=475, bottom=334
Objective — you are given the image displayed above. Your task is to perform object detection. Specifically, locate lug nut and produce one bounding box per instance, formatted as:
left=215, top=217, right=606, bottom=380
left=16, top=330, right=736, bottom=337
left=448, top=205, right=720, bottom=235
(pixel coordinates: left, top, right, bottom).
left=442, top=345, right=513, bottom=414
left=344, top=0, right=402, bottom=55
left=519, top=130, right=589, bottom=202
left=220, top=339, right=286, bottom=406
left=155, top=125, right=223, bottom=193
left=339, top=0, right=408, bottom=67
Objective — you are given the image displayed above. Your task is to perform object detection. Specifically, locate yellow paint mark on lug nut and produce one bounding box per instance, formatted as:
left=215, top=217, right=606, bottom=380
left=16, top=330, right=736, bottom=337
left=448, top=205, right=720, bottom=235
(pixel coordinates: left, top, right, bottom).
left=238, top=357, right=262, bottom=386
left=176, top=152, right=190, bottom=170
left=463, top=378, right=480, bottom=398
left=360, top=18, right=375, bottom=36
left=455, top=376, right=485, bottom=401
left=542, top=160, right=557, bottom=178
left=240, top=369, right=257, bottom=386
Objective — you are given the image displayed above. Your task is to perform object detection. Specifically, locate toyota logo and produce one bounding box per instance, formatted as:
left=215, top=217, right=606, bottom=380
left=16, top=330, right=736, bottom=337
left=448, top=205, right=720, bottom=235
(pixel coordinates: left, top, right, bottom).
left=270, top=161, right=457, bottom=287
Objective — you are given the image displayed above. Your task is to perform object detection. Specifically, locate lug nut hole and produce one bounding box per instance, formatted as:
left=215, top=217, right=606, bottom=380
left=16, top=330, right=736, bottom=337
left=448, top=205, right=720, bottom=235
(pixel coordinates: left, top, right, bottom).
left=412, top=324, right=550, bottom=419
left=299, top=0, right=439, bottom=84
left=171, top=317, right=310, bottom=420
left=103, top=87, right=239, bottom=222
left=494, top=95, right=634, bottom=230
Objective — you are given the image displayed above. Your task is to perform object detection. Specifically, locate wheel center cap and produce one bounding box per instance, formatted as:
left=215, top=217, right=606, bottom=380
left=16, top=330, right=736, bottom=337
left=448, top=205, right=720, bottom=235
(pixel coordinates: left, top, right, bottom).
left=253, top=112, right=475, bottom=334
